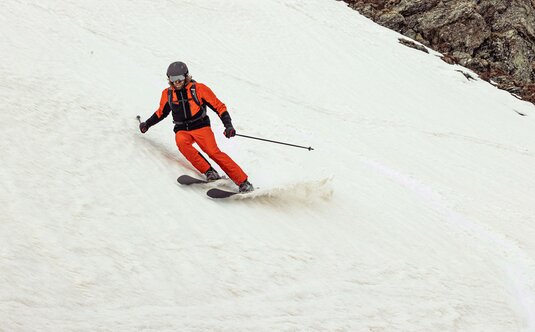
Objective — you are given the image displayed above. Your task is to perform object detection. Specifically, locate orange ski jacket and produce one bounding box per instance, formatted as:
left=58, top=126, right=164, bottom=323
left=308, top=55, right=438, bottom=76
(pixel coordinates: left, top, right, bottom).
left=146, top=81, right=232, bottom=132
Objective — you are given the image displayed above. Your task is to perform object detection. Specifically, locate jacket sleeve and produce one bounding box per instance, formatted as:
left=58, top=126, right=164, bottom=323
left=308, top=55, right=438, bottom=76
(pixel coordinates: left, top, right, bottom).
left=146, top=89, right=171, bottom=127
left=197, top=83, right=228, bottom=117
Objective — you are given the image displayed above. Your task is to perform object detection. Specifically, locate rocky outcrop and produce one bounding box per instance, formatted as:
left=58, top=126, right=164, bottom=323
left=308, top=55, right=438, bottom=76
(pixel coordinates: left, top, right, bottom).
left=342, top=0, right=535, bottom=104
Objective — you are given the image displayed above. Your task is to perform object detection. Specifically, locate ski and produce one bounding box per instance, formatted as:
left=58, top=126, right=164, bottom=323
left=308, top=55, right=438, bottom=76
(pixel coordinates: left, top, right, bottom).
left=177, top=175, right=208, bottom=185
left=178, top=175, right=253, bottom=198
left=206, top=188, right=240, bottom=199
left=177, top=174, right=230, bottom=186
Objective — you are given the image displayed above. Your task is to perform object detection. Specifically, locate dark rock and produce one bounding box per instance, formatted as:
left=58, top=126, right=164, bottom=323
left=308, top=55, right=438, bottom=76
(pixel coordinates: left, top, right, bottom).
left=413, top=2, right=491, bottom=55
left=394, top=0, right=441, bottom=17
left=398, top=38, right=429, bottom=53
left=441, top=54, right=460, bottom=64
left=342, top=0, right=535, bottom=105
left=456, top=69, right=477, bottom=80
left=377, top=10, right=406, bottom=30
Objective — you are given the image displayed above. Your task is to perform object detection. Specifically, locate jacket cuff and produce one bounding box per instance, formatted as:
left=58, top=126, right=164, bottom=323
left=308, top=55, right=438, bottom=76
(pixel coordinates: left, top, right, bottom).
left=220, top=111, right=233, bottom=128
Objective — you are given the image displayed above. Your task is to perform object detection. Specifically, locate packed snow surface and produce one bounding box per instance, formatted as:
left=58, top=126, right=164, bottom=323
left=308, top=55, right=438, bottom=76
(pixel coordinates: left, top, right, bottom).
left=1, top=0, right=535, bottom=331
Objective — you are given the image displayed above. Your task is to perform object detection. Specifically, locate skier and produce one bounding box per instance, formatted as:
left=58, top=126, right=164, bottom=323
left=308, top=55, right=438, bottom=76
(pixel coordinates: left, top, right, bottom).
left=139, top=61, right=254, bottom=193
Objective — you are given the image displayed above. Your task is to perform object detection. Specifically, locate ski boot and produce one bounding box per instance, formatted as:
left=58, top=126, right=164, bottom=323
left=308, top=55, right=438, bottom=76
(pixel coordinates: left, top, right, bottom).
left=204, top=167, right=221, bottom=181
left=238, top=179, right=254, bottom=193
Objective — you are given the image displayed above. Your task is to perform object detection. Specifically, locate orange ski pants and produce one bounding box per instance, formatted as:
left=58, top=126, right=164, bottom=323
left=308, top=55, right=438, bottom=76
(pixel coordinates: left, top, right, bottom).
left=175, top=126, right=247, bottom=185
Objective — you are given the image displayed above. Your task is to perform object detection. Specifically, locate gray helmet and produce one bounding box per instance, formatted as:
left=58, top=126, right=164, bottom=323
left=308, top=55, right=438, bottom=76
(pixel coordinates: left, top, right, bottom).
left=167, top=61, right=189, bottom=82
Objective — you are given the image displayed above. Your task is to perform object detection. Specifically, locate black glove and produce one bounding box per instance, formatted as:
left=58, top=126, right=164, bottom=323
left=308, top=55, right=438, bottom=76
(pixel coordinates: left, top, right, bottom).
left=220, top=111, right=235, bottom=138
left=139, top=122, right=149, bottom=133
left=224, top=126, right=236, bottom=138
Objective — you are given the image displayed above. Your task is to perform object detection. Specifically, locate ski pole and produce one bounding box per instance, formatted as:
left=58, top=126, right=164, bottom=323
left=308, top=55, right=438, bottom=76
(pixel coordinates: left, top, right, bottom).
left=236, top=133, right=314, bottom=151
left=136, top=115, right=141, bottom=124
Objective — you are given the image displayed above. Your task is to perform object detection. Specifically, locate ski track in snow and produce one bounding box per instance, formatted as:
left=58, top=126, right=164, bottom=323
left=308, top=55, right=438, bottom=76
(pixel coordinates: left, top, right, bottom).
left=363, top=158, right=535, bottom=330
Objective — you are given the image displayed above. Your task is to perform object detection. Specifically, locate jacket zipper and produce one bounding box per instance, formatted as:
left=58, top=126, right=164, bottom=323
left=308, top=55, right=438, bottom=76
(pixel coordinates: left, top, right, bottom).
left=179, top=90, right=189, bottom=130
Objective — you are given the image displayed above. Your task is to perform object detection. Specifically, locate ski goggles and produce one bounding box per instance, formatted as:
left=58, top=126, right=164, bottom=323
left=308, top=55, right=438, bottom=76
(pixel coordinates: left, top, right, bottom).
left=169, top=74, right=186, bottom=83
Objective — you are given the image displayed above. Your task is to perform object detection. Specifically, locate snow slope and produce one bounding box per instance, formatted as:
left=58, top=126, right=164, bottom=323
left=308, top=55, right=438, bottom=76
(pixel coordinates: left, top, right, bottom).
left=1, top=0, right=535, bottom=331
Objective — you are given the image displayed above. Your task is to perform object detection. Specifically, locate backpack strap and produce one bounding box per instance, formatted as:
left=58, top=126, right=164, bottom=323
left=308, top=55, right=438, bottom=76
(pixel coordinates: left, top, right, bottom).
left=190, top=82, right=201, bottom=107
left=167, top=88, right=173, bottom=110
left=190, top=82, right=207, bottom=118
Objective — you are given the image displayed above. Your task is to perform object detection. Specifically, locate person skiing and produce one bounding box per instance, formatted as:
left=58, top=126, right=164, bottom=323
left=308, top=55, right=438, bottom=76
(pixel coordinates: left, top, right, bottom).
left=139, top=61, right=254, bottom=193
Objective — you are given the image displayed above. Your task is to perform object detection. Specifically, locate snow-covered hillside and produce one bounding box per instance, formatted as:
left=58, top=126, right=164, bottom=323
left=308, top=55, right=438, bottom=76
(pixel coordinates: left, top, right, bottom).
left=1, top=0, right=535, bottom=331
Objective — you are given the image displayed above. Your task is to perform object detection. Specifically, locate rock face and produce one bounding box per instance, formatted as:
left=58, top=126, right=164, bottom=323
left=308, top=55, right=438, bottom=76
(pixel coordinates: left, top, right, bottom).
left=342, top=0, right=535, bottom=104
